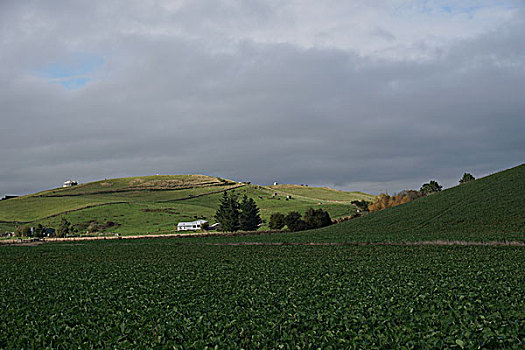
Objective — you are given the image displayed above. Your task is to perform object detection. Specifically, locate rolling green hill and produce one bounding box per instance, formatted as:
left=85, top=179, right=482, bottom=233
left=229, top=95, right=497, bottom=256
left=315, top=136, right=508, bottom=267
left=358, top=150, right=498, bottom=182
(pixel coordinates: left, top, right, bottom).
left=0, top=175, right=373, bottom=235
left=202, top=163, right=525, bottom=243
left=267, top=184, right=376, bottom=203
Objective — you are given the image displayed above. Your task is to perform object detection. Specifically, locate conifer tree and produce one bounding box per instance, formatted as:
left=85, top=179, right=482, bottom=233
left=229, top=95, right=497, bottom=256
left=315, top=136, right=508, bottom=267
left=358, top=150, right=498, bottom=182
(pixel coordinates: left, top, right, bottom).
left=239, top=195, right=262, bottom=231
left=214, top=191, right=240, bottom=232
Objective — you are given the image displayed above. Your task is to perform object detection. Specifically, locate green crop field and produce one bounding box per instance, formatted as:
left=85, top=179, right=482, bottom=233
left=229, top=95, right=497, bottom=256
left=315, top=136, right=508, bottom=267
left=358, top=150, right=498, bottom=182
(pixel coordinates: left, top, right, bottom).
left=1, top=240, right=523, bottom=348
left=0, top=175, right=373, bottom=235
left=200, top=163, right=525, bottom=244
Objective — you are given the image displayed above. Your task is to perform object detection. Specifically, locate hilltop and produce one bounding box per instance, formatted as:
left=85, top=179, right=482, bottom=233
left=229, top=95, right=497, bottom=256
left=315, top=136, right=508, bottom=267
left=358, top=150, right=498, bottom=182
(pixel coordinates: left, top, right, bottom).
left=0, top=175, right=373, bottom=235
left=201, top=163, right=525, bottom=243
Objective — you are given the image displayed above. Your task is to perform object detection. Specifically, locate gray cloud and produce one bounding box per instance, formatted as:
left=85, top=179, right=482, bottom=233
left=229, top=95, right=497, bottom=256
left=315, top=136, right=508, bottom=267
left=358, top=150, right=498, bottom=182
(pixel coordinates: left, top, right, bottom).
left=1, top=1, right=524, bottom=195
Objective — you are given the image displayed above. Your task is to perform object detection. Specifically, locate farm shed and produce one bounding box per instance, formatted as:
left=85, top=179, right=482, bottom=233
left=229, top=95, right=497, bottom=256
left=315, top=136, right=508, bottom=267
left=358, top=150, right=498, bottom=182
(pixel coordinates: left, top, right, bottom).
left=63, top=180, right=78, bottom=187
left=177, top=220, right=208, bottom=231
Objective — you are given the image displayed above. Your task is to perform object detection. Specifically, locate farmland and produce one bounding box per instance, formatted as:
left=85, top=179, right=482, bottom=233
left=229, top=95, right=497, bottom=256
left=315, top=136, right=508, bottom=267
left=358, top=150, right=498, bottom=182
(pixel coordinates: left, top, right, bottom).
left=200, top=163, right=525, bottom=244
left=0, top=175, right=372, bottom=235
left=0, top=165, right=524, bottom=347
left=1, top=240, right=524, bottom=348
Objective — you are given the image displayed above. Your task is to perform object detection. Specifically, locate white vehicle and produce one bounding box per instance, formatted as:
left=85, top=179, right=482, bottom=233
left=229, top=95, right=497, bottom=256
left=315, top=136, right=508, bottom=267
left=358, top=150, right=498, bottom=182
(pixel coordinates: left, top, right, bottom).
left=177, top=220, right=208, bottom=231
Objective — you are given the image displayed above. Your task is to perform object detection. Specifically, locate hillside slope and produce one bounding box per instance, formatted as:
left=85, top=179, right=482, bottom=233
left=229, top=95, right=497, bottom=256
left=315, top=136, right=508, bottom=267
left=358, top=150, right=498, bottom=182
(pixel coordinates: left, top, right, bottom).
left=203, top=164, right=525, bottom=243
left=0, top=175, right=373, bottom=235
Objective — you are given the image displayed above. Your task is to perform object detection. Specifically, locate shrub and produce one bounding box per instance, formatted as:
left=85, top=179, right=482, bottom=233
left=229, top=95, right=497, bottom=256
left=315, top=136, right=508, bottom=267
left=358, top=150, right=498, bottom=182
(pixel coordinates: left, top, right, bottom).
left=21, top=225, right=33, bottom=237
left=284, top=212, right=309, bottom=232
left=268, top=213, right=286, bottom=230
left=303, top=208, right=332, bottom=229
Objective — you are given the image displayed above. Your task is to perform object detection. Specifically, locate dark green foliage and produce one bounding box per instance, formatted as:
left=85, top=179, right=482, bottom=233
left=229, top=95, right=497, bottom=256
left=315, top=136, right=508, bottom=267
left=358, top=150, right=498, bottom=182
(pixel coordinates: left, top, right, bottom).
left=351, top=200, right=369, bottom=211
left=34, top=224, right=45, bottom=238
left=239, top=195, right=262, bottom=231
left=268, top=212, right=286, bottom=230
left=420, top=180, right=443, bottom=195
left=0, top=242, right=523, bottom=348
left=460, top=172, right=475, bottom=184
left=284, top=211, right=309, bottom=232
left=21, top=225, right=32, bottom=237
left=214, top=191, right=240, bottom=232
left=56, top=217, right=71, bottom=237
left=282, top=208, right=332, bottom=232
left=303, top=208, right=332, bottom=229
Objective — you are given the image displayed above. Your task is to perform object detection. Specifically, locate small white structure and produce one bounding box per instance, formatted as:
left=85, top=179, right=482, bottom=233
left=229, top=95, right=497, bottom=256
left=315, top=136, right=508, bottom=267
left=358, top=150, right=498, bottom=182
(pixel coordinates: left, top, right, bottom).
left=273, top=181, right=278, bottom=186
left=208, top=223, right=220, bottom=230
left=177, top=220, right=208, bottom=231
left=63, top=180, right=78, bottom=187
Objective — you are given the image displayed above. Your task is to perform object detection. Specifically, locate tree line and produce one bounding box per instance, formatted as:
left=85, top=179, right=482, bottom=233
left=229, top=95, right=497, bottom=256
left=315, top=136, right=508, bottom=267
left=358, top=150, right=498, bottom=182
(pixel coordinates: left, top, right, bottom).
left=214, top=191, right=263, bottom=232
left=368, top=173, right=475, bottom=213
left=267, top=208, right=332, bottom=232
left=214, top=191, right=332, bottom=233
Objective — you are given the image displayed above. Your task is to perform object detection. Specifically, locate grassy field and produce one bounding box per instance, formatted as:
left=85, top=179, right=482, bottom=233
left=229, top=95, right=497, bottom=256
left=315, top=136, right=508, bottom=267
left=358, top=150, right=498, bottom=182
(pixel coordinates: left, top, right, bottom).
left=269, top=184, right=376, bottom=202
left=1, top=240, right=523, bottom=348
left=200, top=163, right=525, bottom=243
left=0, top=175, right=373, bottom=234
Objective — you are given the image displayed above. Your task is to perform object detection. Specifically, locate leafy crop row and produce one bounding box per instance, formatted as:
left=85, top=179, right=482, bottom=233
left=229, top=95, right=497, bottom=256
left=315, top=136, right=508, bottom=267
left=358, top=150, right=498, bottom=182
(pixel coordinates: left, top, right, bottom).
left=0, top=241, right=523, bottom=348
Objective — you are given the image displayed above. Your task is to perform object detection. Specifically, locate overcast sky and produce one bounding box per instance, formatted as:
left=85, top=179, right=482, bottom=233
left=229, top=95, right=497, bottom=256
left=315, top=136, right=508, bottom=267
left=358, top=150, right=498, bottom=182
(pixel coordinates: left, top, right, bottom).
left=1, top=0, right=524, bottom=196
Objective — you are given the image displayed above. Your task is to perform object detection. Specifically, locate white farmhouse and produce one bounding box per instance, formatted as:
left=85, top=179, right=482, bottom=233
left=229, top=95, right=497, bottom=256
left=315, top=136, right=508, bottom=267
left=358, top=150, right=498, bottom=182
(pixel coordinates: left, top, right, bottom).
left=63, top=180, right=78, bottom=187
left=177, top=220, right=208, bottom=231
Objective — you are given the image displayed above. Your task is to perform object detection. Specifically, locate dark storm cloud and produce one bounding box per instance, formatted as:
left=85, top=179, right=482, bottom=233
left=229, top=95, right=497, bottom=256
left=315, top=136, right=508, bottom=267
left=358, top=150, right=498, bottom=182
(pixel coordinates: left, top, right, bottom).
left=1, top=1, right=524, bottom=195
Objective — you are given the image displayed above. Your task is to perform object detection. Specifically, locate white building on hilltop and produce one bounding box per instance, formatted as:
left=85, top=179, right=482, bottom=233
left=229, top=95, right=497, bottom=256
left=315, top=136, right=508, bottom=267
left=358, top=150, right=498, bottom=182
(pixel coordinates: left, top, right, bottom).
left=177, top=220, right=208, bottom=231
left=63, top=180, right=78, bottom=187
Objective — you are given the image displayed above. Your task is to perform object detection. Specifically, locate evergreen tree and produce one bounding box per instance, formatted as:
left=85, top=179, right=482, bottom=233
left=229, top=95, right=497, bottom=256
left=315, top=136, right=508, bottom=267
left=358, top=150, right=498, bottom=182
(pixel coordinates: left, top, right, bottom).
left=35, top=224, right=45, bottom=238
left=284, top=211, right=309, bottom=232
left=239, top=195, right=262, bottom=231
left=57, top=218, right=71, bottom=237
left=420, top=180, right=442, bottom=195
left=459, top=173, right=475, bottom=184
left=214, top=191, right=240, bottom=232
left=303, top=208, right=332, bottom=229
left=268, top=212, right=286, bottom=230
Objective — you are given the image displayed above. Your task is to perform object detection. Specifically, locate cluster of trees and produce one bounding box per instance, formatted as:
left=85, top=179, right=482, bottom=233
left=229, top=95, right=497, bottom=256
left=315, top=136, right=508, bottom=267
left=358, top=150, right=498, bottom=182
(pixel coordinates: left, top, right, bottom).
left=419, top=180, right=442, bottom=195
left=369, top=190, right=424, bottom=212
left=351, top=200, right=370, bottom=212
left=459, top=173, right=475, bottom=184
left=369, top=179, right=444, bottom=213
left=14, top=224, right=39, bottom=237
left=215, top=191, right=262, bottom=232
left=14, top=222, right=57, bottom=238
left=368, top=172, right=475, bottom=213
left=268, top=208, right=332, bottom=232
left=12, top=217, right=122, bottom=238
